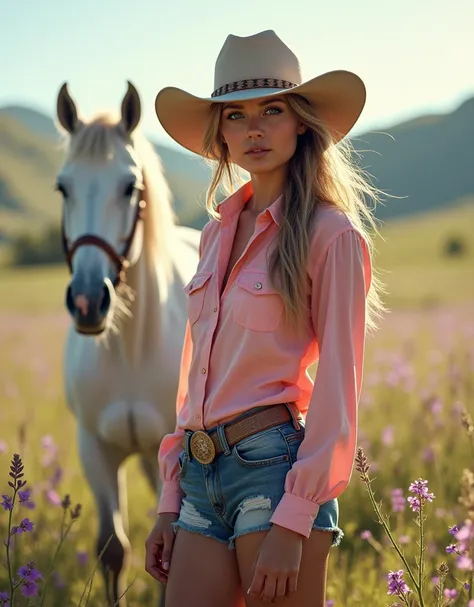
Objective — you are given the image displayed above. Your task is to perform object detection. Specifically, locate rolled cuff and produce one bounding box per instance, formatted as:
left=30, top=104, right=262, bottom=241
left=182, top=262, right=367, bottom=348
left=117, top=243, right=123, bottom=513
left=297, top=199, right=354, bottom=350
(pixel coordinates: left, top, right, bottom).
left=269, top=492, right=320, bottom=538
left=157, top=481, right=184, bottom=515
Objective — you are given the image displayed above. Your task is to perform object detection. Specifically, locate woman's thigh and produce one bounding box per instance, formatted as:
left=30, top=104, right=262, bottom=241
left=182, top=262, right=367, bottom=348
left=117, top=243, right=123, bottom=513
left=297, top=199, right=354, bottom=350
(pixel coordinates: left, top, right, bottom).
left=235, top=528, right=333, bottom=607
left=165, top=528, right=244, bottom=607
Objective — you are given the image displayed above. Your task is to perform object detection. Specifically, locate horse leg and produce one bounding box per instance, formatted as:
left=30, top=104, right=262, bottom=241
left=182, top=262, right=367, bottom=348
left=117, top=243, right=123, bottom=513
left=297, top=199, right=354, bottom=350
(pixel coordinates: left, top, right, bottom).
left=78, top=424, right=131, bottom=607
left=139, top=451, right=167, bottom=607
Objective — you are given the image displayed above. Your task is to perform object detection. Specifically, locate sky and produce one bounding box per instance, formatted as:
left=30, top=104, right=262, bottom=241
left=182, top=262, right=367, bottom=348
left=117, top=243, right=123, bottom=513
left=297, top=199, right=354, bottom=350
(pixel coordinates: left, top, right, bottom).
left=1, top=0, right=473, bottom=153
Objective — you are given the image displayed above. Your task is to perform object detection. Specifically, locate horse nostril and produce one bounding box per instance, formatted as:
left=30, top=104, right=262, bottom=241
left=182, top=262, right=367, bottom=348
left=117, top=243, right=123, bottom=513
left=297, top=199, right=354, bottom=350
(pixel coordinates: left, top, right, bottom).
left=99, top=281, right=112, bottom=315
left=66, top=284, right=76, bottom=316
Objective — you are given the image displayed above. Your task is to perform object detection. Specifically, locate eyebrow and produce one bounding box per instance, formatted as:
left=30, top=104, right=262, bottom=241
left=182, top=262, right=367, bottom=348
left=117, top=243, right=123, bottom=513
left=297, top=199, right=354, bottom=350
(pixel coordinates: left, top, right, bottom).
left=223, top=97, right=286, bottom=110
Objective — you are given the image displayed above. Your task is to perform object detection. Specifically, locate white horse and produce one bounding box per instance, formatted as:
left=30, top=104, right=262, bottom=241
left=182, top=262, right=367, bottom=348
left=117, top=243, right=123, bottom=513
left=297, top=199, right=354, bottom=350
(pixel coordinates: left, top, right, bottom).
left=55, top=81, right=200, bottom=606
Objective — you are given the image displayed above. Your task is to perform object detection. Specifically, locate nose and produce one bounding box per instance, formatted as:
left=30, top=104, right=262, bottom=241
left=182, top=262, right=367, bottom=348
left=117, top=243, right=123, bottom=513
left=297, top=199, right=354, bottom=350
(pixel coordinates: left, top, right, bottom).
left=246, top=116, right=264, bottom=138
left=66, top=276, right=114, bottom=335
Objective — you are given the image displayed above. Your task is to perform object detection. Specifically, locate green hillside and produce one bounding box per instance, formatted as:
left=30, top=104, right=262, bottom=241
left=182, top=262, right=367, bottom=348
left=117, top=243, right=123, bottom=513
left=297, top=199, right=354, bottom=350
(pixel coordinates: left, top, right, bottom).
left=1, top=199, right=472, bottom=313
left=0, top=95, right=473, bottom=251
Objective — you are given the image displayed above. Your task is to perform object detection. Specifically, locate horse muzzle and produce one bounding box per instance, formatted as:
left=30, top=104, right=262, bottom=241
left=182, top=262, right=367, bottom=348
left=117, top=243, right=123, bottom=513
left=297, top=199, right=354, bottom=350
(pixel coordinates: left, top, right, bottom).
left=66, top=276, right=114, bottom=335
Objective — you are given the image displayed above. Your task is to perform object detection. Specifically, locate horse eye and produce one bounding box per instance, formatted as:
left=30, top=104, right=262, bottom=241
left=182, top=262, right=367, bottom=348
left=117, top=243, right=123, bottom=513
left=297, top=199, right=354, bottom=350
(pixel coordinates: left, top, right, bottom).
left=55, top=182, right=68, bottom=198
left=124, top=182, right=137, bottom=197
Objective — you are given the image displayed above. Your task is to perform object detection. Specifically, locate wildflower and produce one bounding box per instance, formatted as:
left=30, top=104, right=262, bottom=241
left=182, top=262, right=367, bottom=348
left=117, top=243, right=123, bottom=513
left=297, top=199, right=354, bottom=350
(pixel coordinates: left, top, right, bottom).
left=0, top=591, right=10, bottom=606
left=18, top=562, right=42, bottom=582
left=18, top=490, right=32, bottom=507
left=387, top=569, right=410, bottom=596
left=20, top=579, right=39, bottom=598
left=0, top=495, right=13, bottom=511
left=448, top=525, right=459, bottom=535
left=407, top=478, right=435, bottom=512
left=398, top=535, right=410, bottom=545
left=0, top=441, right=7, bottom=454
left=11, top=518, right=34, bottom=535
left=391, top=488, right=406, bottom=513
left=443, top=588, right=458, bottom=599
left=446, top=544, right=457, bottom=554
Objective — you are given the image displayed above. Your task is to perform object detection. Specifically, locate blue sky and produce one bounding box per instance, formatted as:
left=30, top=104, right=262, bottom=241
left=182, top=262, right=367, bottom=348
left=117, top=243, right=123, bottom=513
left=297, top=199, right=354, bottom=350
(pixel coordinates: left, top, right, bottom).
left=2, top=0, right=473, bottom=152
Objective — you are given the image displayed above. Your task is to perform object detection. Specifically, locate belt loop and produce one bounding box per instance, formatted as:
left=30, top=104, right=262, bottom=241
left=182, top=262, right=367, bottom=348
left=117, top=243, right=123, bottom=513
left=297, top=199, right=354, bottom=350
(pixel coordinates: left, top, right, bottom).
left=184, top=430, right=193, bottom=459
left=216, top=425, right=231, bottom=455
left=285, top=402, right=301, bottom=430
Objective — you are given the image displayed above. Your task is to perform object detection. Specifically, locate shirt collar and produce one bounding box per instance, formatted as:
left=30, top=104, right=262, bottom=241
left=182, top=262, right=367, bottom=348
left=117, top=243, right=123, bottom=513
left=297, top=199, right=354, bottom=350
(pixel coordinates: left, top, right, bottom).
left=216, top=180, right=283, bottom=227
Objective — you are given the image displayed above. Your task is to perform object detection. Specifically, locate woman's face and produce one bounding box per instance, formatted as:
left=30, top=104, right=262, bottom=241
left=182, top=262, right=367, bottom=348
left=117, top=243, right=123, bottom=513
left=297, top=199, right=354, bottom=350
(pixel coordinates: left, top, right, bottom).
left=219, top=96, right=306, bottom=176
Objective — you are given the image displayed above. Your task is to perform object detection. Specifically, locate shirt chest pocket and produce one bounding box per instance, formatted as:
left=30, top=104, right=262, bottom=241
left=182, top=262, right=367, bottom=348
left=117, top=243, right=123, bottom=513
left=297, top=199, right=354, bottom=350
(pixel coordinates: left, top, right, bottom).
left=232, top=272, right=284, bottom=332
left=183, top=272, right=212, bottom=325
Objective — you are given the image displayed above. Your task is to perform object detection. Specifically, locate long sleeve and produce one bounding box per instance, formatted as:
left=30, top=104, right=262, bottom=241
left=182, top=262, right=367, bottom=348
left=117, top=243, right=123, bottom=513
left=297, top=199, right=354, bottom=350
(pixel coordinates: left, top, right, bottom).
left=157, top=224, right=212, bottom=514
left=269, top=228, right=371, bottom=537
left=157, top=318, right=193, bottom=514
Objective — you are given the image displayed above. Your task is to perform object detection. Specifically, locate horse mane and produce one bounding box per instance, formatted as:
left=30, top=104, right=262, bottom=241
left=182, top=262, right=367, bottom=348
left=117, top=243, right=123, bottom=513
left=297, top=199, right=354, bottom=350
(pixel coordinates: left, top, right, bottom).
left=61, top=113, right=176, bottom=279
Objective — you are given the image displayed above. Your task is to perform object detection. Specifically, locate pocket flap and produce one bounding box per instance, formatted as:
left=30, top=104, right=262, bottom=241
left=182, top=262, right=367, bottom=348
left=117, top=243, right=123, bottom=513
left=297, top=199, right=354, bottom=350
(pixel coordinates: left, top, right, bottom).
left=183, top=272, right=212, bottom=295
left=236, top=272, right=276, bottom=295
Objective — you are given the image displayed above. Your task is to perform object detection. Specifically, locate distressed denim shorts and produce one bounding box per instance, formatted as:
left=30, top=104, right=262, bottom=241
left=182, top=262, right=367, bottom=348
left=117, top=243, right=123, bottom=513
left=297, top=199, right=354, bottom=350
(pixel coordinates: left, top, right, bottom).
left=172, top=410, right=343, bottom=549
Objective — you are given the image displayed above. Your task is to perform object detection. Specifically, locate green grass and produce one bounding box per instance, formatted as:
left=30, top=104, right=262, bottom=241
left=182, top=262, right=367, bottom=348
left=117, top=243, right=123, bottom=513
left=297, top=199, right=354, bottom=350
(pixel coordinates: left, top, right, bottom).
left=0, top=203, right=473, bottom=606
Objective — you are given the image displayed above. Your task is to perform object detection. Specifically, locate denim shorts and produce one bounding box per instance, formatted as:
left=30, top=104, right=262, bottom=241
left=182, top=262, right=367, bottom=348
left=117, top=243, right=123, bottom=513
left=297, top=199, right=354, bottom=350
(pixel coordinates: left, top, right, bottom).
left=172, top=409, right=343, bottom=549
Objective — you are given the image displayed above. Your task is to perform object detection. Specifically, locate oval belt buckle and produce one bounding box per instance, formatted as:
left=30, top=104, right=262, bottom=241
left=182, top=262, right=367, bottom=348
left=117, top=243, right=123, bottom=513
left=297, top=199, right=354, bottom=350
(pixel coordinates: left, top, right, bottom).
left=190, top=430, right=216, bottom=464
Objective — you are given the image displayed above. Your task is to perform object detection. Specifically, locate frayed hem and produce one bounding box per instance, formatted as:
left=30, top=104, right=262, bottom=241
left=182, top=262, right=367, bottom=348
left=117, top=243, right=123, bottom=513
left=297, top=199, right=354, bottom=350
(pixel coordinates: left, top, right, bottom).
left=171, top=521, right=229, bottom=545
left=312, top=525, right=344, bottom=547
left=229, top=524, right=272, bottom=549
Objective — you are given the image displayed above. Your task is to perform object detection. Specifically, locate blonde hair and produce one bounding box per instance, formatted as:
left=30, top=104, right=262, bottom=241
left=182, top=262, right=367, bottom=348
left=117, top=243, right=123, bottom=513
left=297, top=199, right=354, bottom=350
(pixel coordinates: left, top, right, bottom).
left=202, top=93, right=386, bottom=333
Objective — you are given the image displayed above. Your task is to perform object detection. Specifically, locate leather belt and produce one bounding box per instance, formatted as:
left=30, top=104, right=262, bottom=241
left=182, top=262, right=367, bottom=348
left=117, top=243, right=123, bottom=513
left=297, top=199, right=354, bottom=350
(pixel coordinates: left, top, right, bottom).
left=187, top=403, right=298, bottom=465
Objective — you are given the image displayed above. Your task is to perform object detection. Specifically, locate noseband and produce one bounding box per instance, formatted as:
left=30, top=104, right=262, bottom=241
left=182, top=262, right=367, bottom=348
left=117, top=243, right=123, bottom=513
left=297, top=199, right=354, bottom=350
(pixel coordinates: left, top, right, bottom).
left=61, top=198, right=147, bottom=288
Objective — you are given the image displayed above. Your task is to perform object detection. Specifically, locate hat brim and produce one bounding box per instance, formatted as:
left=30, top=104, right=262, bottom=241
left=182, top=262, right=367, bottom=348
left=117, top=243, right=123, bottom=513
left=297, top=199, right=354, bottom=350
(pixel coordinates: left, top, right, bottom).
left=155, top=70, right=366, bottom=157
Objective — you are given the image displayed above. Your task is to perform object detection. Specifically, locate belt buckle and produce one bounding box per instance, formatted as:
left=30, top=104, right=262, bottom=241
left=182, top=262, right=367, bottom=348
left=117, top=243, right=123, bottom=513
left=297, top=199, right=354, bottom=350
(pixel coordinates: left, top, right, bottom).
left=190, top=430, right=216, bottom=464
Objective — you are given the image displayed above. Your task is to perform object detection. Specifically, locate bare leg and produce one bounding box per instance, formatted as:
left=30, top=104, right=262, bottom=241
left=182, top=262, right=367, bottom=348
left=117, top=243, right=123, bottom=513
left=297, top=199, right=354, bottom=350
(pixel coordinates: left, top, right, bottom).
left=78, top=424, right=131, bottom=607
left=236, top=529, right=333, bottom=607
left=165, top=529, right=244, bottom=607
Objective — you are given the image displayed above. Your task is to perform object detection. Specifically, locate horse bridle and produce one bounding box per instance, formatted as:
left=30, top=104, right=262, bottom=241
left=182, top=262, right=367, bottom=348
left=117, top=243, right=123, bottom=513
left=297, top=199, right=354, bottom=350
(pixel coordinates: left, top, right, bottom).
left=61, top=197, right=147, bottom=288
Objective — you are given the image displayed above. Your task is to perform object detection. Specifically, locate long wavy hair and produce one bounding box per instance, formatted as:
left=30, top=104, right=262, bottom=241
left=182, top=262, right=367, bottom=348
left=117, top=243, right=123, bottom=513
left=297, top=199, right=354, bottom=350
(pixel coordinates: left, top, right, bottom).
left=202, top=93, right=386, bottom=333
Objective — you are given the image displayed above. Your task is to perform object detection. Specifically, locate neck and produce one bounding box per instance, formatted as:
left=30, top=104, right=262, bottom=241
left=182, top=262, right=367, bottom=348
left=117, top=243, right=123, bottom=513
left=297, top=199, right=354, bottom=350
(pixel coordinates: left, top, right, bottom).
left=118, top=242, right=162, bottom=370
left=247, top=167, right=287, bottom=213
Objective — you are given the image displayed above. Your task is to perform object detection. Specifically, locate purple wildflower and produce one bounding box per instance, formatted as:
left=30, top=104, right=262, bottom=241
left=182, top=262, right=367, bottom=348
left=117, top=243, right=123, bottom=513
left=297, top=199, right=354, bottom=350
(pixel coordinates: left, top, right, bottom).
left=0, top=495, right=13, bottom=511
left=20, top=580, right=39, bottom=598
left=391, top=488, right=406, bottom=513
left=387, top=570, right=410, bottom=596
left=11, top=518, right=34, bottom=535
left=76, top=550, right=88, bottom=566
left=443, top=588, right=458, bottom=599
left=0, top=592, right=10, bottom=606
left=446, top=544, right=457, bottom=554
left=407, top=478, right=435, bottom=512
left=18, top=562, right=42, bottom=582
left=18, top=490, right=32, bottom=507
left=449, top=525, right=459, bottom=535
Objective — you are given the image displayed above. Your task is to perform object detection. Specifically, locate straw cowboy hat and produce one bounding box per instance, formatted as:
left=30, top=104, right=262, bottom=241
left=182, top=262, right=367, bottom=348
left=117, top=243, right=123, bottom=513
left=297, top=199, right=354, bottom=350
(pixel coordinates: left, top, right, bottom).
left=155, top=29, right=366, bottom=156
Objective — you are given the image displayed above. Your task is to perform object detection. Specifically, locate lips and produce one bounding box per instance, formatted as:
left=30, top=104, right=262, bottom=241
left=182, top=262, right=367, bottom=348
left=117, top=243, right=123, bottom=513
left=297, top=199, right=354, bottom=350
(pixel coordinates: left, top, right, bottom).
left=245, top=148, right=270, bottom=154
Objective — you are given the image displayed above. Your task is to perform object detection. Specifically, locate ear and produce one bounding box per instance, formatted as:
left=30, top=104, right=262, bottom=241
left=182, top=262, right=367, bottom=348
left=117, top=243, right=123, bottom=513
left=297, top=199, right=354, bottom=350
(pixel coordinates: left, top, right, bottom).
left=297, top=121, right=308, bottom=135
left=56, top=82, right=80, bottom=134
left=120, top=80, right=141, bottom=135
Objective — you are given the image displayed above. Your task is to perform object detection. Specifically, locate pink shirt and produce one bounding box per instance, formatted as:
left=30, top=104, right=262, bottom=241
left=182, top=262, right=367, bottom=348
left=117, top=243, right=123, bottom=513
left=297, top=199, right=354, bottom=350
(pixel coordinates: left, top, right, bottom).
left=158, top=181, right=372, bottom=538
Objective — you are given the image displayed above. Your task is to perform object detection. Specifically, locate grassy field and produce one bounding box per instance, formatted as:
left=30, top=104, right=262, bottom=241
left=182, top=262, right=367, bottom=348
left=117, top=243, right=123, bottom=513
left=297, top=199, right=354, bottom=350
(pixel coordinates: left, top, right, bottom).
left=0, top=202, right=473, bottom=606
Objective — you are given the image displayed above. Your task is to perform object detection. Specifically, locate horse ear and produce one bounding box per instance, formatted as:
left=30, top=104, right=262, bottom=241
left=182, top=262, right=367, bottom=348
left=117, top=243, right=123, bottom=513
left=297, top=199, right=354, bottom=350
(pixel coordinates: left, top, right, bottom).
left=120, top=81, right=141, bottom=135
left=57, top=82, right=80, bottom=134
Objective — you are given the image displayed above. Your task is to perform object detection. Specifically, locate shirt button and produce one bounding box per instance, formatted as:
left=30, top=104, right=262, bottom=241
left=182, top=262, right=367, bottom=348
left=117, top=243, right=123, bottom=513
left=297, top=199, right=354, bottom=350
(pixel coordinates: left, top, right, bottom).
left=254, top=282, right=263, bottom=290
left=201, top=368, right=207, bottom=374
left=213, top=307, right=218, bottom=312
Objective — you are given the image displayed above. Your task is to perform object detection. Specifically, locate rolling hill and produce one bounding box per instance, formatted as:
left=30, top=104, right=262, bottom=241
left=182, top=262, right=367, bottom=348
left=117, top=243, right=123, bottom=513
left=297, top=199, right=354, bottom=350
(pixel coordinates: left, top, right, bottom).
left=0, top=95, right=473, bottom=247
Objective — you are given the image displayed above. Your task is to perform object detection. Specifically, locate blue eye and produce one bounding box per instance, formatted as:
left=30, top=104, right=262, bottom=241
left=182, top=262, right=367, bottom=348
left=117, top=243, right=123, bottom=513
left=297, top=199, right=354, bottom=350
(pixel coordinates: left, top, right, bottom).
left=227, top=111, right=244, bottom=120
left=265, top=106, right=282, bottom=115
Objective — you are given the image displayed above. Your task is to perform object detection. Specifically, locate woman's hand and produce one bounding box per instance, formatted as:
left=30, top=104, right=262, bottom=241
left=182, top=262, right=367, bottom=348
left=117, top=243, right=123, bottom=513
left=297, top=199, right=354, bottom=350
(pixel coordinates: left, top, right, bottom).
left=247, top=524, right=303, bottom=602
left=144, top=512, right=179, bottom=583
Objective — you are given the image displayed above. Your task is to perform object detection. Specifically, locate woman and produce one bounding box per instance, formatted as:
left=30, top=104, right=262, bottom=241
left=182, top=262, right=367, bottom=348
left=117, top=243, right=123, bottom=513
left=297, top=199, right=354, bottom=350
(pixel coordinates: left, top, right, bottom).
left=145, top=29, right=384, bottom=606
